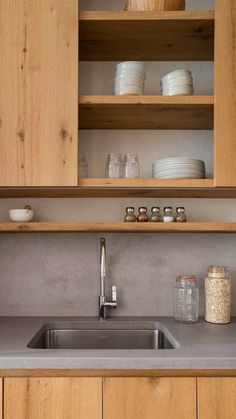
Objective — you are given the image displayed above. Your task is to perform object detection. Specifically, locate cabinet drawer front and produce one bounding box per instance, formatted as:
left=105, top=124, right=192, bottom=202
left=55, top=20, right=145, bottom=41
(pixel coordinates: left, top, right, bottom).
left=104, top=377, right=196, bottom=419
left=198, top=377, right=236, bottom=419
left=4, top=377, right=102, bottom=419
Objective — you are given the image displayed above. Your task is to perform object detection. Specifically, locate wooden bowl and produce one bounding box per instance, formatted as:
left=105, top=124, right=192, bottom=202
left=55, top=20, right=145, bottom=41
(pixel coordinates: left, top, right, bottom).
left=125, top=0, right=185, bottom=11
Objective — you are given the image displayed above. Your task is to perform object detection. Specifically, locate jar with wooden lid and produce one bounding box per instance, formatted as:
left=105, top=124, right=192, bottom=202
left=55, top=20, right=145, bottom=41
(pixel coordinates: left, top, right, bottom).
left=205, top=266, right=231, bottom=324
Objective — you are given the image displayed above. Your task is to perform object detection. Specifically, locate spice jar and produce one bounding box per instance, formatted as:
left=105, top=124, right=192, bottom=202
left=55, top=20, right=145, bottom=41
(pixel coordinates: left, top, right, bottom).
left=137, top=207, right=149, bottom=222
left=176, top=207, right=187, bottom=222
left=205, top=266, right=231, bottom=324
left=173, top=275, right=199, bottom=323
left=163, top=207, right=175, bottom=223
left=124, top=207, right=136, bottom=222
left=150, top=207, right=161, bottom=222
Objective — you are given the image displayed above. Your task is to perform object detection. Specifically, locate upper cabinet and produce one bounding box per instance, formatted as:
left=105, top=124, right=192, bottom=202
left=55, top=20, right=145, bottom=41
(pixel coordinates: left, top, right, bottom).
left=0, top=0, right=78, bottom=187
left=214, top=0, right=236, bottom=187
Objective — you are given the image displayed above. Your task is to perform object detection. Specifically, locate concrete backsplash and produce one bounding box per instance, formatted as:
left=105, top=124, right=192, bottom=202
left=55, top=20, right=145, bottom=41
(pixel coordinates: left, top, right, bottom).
left=2, top=0, right=234, bottom=318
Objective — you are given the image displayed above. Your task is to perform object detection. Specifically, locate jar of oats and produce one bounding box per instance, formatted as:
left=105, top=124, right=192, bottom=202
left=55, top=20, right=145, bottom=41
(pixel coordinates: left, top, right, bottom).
left=205, top=266, right=231, bottom=324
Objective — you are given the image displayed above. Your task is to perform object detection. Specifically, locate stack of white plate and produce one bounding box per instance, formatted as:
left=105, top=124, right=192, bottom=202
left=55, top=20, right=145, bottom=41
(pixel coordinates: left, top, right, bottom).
left=152, top=157, right=205, bottom=179
left=114, top=61, right=146, bottom=95
left=161, top=69, right=194, bottom=96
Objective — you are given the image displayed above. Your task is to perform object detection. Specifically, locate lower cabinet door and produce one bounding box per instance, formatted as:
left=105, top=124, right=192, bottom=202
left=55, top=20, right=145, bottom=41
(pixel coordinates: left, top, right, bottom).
left=198, top=378, right=236, bottom=419
left=104, top=377, right=196, bottom=419
left=4, top=377, right=102, bottom=419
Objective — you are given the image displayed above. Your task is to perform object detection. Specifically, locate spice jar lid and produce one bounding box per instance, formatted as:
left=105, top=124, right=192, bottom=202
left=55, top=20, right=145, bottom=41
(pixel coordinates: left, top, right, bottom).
left=177, top=275, right=197, bottom=281
left=151, top=207, right=160, bottom=213
left=139, top=207, right=147, bottom=213
left=126, top=207, right=135, bottom=213
left=176, top=207, right=185, bottom=213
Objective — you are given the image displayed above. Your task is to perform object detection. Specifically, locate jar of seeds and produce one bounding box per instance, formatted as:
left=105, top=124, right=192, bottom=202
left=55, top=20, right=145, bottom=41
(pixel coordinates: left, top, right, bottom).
left=205, top=266, right=231, bottom=324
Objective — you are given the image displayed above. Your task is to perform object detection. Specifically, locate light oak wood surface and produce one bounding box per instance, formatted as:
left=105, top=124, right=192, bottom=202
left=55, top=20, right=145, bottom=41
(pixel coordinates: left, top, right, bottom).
left=79, top=178, right=214, bottom=188
left=4, top=377, right=102, bottom=419
left=198, top=378, right=236, bottom=419
left=1, top=222, right=236, bottom=233
left=104, top=377, right=196, bottom=419
left=0, top=0, right=78, bottom=187
left=214, top=0, right=236, bottom=187
left=80, top=11, right=214, bottom=61
left=79, top=95, right=213, bottom=130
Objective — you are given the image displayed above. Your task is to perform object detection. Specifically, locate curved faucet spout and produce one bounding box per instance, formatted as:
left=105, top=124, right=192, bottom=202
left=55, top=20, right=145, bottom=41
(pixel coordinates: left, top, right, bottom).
left=99, top=237, right=117, bottom=319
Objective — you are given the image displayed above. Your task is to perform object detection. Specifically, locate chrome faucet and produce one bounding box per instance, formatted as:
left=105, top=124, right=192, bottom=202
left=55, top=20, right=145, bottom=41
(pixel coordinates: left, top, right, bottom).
left=99, top=237, right=117, bottom=319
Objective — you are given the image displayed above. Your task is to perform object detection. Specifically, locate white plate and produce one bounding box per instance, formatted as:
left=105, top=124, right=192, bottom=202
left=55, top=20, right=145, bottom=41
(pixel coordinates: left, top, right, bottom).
left=153, top=173, right=205, bottom=179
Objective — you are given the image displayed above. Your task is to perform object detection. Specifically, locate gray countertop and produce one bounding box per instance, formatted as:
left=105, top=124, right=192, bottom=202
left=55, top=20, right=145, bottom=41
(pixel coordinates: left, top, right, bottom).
left=0, top=316, right=236, bottom=370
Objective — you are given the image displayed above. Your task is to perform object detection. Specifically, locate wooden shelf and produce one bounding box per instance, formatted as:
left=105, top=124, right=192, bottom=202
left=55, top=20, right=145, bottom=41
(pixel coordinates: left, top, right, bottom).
left=79, top=96, right=213, bottom=130
left=79, top=11, right=214, bottom=61
left=1, top=222, right=236, bottom=233
left=79, top=178, right=214, bottom=188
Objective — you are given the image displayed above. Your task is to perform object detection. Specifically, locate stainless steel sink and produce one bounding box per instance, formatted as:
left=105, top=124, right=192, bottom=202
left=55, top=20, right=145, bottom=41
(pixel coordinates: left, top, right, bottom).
left=28, top=321, right=178, bottom=350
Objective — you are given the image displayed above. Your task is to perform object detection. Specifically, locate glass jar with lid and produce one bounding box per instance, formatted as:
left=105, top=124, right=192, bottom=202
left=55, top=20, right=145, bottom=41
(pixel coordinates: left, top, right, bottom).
left=176, top=207, right=187, bottom=222
left=173, top=275, right=199, bottom=323
left=123, top=154, right=140, bottom=178
left=124, top=207, right=136, bottom=222
left=163, top=207, right=175, bottom=223
left=205, top=266, right=231, bottom=324
left=150, top=207, right=161, bottom=222
left=105, top=154, right=123, bottom=178
left=79, top=155, right=88, bottom=178
left=137, top=207, right=149, bottom=222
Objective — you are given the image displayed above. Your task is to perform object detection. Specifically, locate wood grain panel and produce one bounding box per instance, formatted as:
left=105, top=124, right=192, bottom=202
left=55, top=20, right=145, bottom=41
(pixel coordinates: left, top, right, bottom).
left=79, top=178, right=214, bottom=188
left=4, top=377, right=102, bottom=419
left=214, top=0, right=236, bottom=186
left=79, top=95, right=213, bottom=130
left=104, top=377, right=196, bottom=419
left=0, top=0, right=78, bottom=186
left=198, top=378, right=236, bottom=419
left=80, top=11, right=214, bottom=61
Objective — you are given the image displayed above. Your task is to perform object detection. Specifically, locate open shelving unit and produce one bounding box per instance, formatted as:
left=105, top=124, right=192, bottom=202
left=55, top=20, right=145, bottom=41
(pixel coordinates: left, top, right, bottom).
left=77, top=8, right=216, bottom=198
left=1, top=222, right=236, bottom=233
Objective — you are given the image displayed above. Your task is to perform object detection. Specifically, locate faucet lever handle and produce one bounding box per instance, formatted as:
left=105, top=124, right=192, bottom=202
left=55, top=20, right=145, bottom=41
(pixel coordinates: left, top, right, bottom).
left=112, top=286, right=117, bottom=302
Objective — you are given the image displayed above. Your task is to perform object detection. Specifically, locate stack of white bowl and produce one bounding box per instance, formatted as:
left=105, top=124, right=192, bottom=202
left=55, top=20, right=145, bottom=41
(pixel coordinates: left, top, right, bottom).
left=161, top=69, right=193, bottom=96
left=152, top=157, right=205, bottom=179
left=114, top=61, right=146, bottom=95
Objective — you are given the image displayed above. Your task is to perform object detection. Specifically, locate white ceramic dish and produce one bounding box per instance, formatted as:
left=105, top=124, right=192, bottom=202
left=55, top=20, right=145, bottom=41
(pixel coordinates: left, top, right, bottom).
left=153, top=173, right=205, bottom=179
left=161, top=74, right=193, bottom=86
left=9, top=209, right=34, bottom=222
left=162, top=86, right=193, bottom=96
left=117, top=61, right=146, bottom=71
left=161, top=69, right=192, bottom=83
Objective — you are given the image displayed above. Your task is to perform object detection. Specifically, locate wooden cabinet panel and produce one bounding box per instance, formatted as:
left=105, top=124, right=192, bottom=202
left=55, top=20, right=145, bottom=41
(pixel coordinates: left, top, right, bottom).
left=198, top=378, right=236, bottom=419
left=0, top=0, right=78, bottom=186
left=214, top=0, right=236, bottom=186
left=4, top=377, right=102, bottom=419
left=104, top=377, right=196, bottom=419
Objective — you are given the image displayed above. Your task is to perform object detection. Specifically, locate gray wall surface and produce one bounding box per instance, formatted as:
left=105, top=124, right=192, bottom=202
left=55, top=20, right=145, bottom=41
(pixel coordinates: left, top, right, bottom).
left=2, top=0, right=233, bottom=318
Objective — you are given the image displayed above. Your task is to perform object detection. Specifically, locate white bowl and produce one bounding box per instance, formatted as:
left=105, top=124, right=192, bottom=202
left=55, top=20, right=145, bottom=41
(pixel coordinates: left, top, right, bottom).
left=117, top=61, right=146, bottom=71
left=162, top=86, right=193, bottom=96
left=161, top=77, right=193, bottom=89
left=161, top=69, right=192, bottom=83
left=114, top=85, right=144, bottom=95
left=9, top=209, right=34, bottom=222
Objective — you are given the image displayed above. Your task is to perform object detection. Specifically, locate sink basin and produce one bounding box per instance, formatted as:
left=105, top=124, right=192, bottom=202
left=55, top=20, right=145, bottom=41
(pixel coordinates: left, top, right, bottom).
left=28, top=321, right=178, bottom=350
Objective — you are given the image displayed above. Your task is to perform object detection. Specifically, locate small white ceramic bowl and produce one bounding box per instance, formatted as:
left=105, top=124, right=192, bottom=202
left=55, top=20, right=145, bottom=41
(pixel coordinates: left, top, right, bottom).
left=161, top=76, right=193, bottom=88
left=161, top=69, right=192, bottom=83
left=162, top=85, right=193, bottom=96
left=9, top=209, right=34, bottom=222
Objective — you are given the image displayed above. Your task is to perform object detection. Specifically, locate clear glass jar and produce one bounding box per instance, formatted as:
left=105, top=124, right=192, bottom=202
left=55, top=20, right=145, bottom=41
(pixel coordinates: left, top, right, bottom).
left=176, top=207, right=187, bottom=222
left=137, top=207, right=149, bottom=222
left=173, top=275, right=199, bottom=323
left=123, top=154, right=140, bottom=178
left=163, top=207, right=175, bottom=223
left=150, top=207, right=161, bottom=222
left=105, top=154, right=123, bottom=178
left=124, top=207, right=136, bottom=222
left=79, top=155, right=88, bottom=178
left=205, top=266, right=231, bottom=324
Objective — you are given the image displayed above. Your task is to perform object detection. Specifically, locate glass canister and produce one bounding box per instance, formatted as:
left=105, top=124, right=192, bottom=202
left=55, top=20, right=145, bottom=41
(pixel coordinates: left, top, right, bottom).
left=123, top=154, right=140, bottom=178
left=173, top=275, right=199, bottom=323
left=78, top=155, right=88, bottom=178
left=205, top=266, right=231, bottom=324
left=105, top=154, right=123, bottom=178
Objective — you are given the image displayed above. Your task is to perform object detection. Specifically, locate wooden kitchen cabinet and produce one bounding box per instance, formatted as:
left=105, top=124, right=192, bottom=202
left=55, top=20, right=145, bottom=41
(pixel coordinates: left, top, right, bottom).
left=198, top=378, right=236, bottom=419
left=104, top=377, right=197, bottom=419
left=0, top=0, right=78, bottom=187
left=4, top=377, right=102, bottom=419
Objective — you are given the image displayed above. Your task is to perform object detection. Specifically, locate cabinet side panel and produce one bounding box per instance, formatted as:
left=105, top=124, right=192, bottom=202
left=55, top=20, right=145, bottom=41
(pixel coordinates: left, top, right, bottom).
left=0, top=0, right=78, bottom=186
left=214, top=0, right=236, bottom=186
